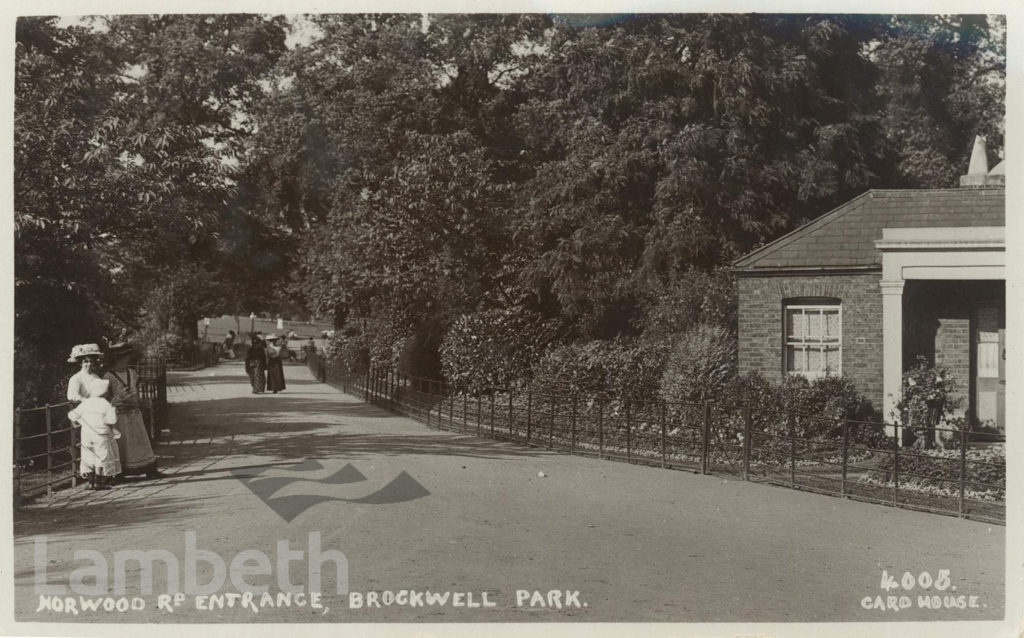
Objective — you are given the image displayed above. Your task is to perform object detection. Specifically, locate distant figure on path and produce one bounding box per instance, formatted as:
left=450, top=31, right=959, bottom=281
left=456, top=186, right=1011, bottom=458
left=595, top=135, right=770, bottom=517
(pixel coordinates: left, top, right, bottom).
left=66, top=343, right=104, bottom=403
left=222, top=329, right=236, bottom=359
left=265, top=334, right=287, bottom=394
left=68, top=377, right=121, bottom=490
left=104, top=342, right=162, bottom=480
left=245, top=334, right=267, bottom=394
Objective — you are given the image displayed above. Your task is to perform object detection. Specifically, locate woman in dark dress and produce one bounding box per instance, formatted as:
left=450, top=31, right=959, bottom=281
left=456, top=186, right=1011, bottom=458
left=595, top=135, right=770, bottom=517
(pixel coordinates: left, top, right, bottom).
left=265, top=334, right=287, bottom=394
left=245, top=334, right=267, bottom=394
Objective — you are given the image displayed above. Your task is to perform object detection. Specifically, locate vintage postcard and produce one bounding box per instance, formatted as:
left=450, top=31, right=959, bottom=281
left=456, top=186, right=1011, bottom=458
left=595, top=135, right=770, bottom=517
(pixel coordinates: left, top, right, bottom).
left=3, top=2, right=1020, bottom=637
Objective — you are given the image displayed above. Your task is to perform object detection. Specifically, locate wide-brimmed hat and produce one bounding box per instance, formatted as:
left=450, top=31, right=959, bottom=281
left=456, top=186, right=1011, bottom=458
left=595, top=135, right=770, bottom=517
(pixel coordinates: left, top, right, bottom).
left=106, top=342, right=135, bottom=358
left=68, top=343, right=103, bottom=363
left=265, top=333, right=279, bottom=341
left=88, top=377, right=110, bottom=397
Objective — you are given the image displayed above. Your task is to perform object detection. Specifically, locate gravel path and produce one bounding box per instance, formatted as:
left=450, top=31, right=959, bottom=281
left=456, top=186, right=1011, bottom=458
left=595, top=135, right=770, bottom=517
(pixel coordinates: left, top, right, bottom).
left=12, top=361, right=1004, bottom=623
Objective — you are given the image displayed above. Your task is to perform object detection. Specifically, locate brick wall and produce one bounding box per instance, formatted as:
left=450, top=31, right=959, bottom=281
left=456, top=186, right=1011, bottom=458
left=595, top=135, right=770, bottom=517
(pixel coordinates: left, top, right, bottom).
left=738, top=272, right=884, bottom=411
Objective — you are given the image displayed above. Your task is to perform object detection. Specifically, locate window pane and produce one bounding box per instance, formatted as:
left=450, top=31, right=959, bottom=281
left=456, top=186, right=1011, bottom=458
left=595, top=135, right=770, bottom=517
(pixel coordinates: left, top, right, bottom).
left=807, top=311, right=822, bottom=341
left=789, top=346, right=804, bottom=371
left=808, top=347, right=822, bottom=372
left=786, top=309, right=803, bottom=341
left=824, top=346, right=841, bottom=373
left=824, top=310, right=840, bottom=341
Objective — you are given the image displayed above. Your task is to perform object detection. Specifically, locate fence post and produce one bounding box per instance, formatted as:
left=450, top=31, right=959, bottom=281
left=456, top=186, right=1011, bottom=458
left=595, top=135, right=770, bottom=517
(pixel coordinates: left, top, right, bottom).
left=549, top=393, right=555, bottom=449
left=841, top=419, right=849, bottom=497
left=625, top=399, right=632, bottom=462
left=958, top=426, right=967, bottom=518
left=462, top=394, right=468, bottom=433
left=571, top=395, right=577, bottom=454
left=14, top=409, right=21, bottom=503
left=788, top=411, right=797, bottom=488
left=508, top=389, right=514, bottom=438
left=476, top=392, right=482, bottom=434
left=449, top=391, right=455, bottom=431
left=526, top=390, right=532, bottom=442
left=70, top=418, right=78, bottom=489
left=45, top=405, right=53, bottom=499
left=489, top=393, right=495, bottom=436
left=660, top=402, right=667, bottom=468
left=598, top=398, right=605, bottom=459
left=893, top=424, right=900, bottom=507
left=701, top=402, right=711, bottom=475
left=743, top=404, right=752, bottom=481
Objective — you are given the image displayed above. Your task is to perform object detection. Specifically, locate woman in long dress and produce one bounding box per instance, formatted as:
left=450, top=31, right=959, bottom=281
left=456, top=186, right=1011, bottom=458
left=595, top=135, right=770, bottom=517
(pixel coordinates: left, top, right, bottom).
left=245, top=334, right=267, bottom=393
left=265, top=334, right=286, bottom=394
left=66, top=343, right=104, bottom=403
left=104, top=342, right=162, bottom=480
left=68, top=377, right=121, bottom=489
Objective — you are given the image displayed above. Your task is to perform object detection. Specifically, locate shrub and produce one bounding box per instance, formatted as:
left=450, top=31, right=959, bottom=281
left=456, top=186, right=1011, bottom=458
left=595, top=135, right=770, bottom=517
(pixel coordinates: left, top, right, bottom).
left=325, top=332, right=371, bottom=373
left=895, top=356, right=962, bottom=449
left=143, top=332, right=189, bottom=361
left=659, top=322, right=737, bottom=405
left=718, top=371, right=886, bottom=457
left=865, top=445, right=1005, bottom=501
left=530, top=337, right=668, bottom=401
left=642, top=268, right=738, bottom=338
left=440, top=307, right=561, bottom=394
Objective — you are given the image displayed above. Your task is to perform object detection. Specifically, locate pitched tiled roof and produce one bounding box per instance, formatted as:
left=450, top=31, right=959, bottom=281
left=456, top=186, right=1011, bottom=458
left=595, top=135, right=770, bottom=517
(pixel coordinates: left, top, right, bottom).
left=733, top=188, right=1005, bottom=271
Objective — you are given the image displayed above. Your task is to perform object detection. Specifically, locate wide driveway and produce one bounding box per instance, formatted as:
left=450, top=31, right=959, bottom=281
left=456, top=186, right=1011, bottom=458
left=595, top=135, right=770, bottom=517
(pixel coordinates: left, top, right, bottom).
left=12, top=361, right=1004, bottom=624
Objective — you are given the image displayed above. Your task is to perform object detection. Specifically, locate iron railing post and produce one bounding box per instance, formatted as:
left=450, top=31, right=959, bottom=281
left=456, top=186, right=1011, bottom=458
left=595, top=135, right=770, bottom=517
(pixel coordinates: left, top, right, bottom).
left=45, top=405, right=53, bottom=499
left=701, top=402, right=711, bottom=475
left=893, top=424, right=900, bottom=507
left=449, top=391, right=455, bottom=431
left=598, top=398, right=605, bottom=459
left=660, top=402, right=667, bottom=468
left=571, top=395, right=577, bottom=454
left=508, top=390, right=514, bottom=438
left=959, top=426, right=968, bottom=518
left=841, top=420, right=850, bottom=497
left=625, top=399, right=632, bottom=462
left=526, top=390, right=532, bottom=442
left=490, top=393, right=495, bottom=436
left=549, top=393, right=555, bottom=449
left=789, top=411, right=796, bottom=488
left=14, top=409, right=21, bottom=502
left=743, top=404, right=752, bottom=481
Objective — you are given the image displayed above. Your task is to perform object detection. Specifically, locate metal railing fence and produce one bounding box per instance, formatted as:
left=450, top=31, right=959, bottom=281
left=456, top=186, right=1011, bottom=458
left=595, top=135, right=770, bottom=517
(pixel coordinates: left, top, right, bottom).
left=13, top=357, right=168, bottom=504
left=308, top=352, right=1005, bottom=525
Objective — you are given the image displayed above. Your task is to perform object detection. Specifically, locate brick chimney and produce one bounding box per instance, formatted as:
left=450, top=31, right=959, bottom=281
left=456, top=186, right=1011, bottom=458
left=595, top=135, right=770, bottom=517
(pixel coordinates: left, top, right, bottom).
left=960, top=135, right=1005, bottom=186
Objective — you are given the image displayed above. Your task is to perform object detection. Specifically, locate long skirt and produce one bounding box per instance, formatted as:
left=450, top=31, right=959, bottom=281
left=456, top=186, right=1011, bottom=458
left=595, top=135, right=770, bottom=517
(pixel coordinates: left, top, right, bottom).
left=116, top=408, right=156, bottom=473
left=80, top=432, right=121, bottom=477
left=266, top=358, right=286, bottom=392
left=248, top=360, right=266, bottom=392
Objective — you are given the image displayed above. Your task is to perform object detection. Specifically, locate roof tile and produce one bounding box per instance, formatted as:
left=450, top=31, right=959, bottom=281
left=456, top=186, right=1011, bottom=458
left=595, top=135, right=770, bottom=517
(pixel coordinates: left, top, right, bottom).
left=735, top=188, right=1004, bottom=270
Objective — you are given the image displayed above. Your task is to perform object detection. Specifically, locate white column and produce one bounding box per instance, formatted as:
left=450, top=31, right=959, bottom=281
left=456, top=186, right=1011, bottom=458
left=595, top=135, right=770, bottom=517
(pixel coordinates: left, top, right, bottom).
left=880, top=280, right=905, bottom=442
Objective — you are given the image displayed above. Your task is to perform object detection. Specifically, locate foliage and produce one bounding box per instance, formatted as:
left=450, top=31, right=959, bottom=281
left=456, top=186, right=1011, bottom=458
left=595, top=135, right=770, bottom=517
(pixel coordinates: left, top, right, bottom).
left=530, top=338, right=668, bottom=401
left=642, top=268, right=738, bottom=339
left=659, top=323, right=737, bottom=405
left=865, top=445, right=1005, bottom=501
left=324, top=332, right=371, bottom=374
left=440, top=307, right=562, bottom=393
left=14, top=16, right=290, bottom=404
left=894, top=356, right=962, bottom=427
left=720, top=371, right=886, bottom=448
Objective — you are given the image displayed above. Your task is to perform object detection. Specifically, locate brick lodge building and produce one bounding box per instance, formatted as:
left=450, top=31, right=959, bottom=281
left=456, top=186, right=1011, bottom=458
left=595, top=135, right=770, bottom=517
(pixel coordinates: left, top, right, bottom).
left=734, top=138, right=1005, bottom=438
